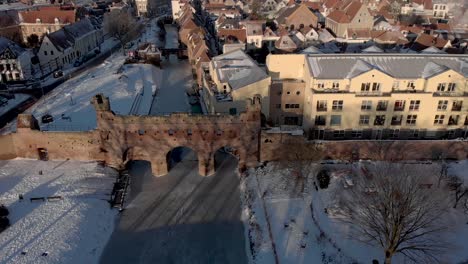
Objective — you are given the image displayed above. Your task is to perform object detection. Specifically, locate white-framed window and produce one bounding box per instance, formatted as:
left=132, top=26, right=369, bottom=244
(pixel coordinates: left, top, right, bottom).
left=372, top=83, right=381, bottom=91
left=394, top=100, right=405, bottom=111
left=332, top=82, right=339, bottom=89
left=332, top=100, right=343, bottom=111
left=437, top=83, right=446, bottom=91
left=377, top=100, right=388, bottom=111
left=409, top=100, right=420, bottom=111
left=317, top=100, right=327, bottom=111
left=406, top=115, right=417, bottom=125
left=447, top=83, right=456, bottom=92
left=361, top=82, right=370, bottom=91
left=359, top=115, right=370, bottom=125
left=317, top=83, right=324, bottom=89
left=434, top=115, right=445, bottom=125
left=437, top=100, right=448, bottom=111
left=361, top=100, right=372, bottom=111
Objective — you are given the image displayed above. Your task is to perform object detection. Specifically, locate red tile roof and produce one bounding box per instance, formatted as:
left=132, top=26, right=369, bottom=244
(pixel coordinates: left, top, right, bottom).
left=19, top=6, right=75, bottom=24
left=415, top=33, right=449, bottom=49
left=326, top=0, right=362, bottom=24
left=217, top=28, right=247, bottom=42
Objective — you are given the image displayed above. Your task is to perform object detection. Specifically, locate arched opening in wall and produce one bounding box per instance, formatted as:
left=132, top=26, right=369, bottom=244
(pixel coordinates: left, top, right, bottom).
left=214, top=146, right=239, bottom=172
left=166, top=146, right=198, bottom=173
left=125, top=160, right=152, bottom=202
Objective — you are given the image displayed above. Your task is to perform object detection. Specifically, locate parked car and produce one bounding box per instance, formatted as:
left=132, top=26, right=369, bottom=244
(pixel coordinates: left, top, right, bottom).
left=73, top=59, right=83, bottom=67
left=41, top=114, right=54, bottom=124
left=53, top=70, right=63, bottom=78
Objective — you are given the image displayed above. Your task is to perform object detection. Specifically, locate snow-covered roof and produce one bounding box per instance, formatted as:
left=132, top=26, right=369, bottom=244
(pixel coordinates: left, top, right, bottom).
left=307, top=54, right=468, bottom=79
left=212, top=49, right=268, bottom=90
left=0, top=36, right=26, bottom=57
left=421, top=46, right=446, bottom=54
left=362, top=45, right=384, bottom=53
left=301, top=45, right=323, bottom=54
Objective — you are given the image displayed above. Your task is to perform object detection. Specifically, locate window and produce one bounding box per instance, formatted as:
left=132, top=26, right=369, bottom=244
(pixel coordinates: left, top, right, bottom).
left=285, top=104, right=290, bottom=109
left=377, top=100, right=388, bottom=111
left=410, top=129, right=419, bottom=139
left=317, top=83, right=324, bottom=89
left=216, top=129, right=223, bottom=136
left=407, top=81, right=415, bottom=89
left=287, top=91, right=290, bottom=95
left=374, top=115, right=386, bottom=126
left=284, top=116, right=299, bottom=125
left=406, top=115, right=417, bottom=125
left=229, top=108, right=237, bottom=115
left=434, top=115, right=445, bottom=125
left=361, top=100, right=372, bottom=111
left=332, top=100, right=343, bottom=111
left=317, top=100, right=327, bottom=111
left=452, top=101, right=462, bottom=111
left=394, top=100, right=405, bottom=111
left=351, top=130, right=362, bottom=138
left=448, top=115, right=459, bottom=126
left=294, top=104, right=299, bottom=108
left=437, top=100, right=448, bottom=111
left=333, top=130, right=345, bottom=138
left=391, top=115, right=402, bottom=125
left=50, top=50, right=54, bottom=55
left=330, top=115, right=341, bottom=126
left=44, top=51, right=48, bottom=56
left=447, top=83, right=456, bottom=92
left=315, top=115, right=326, bottom=126
left=372, top=83, right=381, bottom=91
left=359, top=115, right=370, bottom=125
left=409, top=100, right=420, bottom=111
left=361, top=82, right=370, bottom=91
left=389, top=129, right=399, bottom=139
left=296, top=91, right=300, bottom=95
left=332, top=82, right=339, bottom=89
left=437, top=83, right=446, bottom=92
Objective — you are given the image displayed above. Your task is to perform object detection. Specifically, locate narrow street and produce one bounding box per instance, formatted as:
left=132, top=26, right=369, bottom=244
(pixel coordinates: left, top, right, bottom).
left=100, top=151, right=248, bottom=264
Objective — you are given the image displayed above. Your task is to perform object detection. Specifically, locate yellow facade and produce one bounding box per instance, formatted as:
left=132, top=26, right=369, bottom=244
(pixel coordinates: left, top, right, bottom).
left=267, top=54, right=468, bottom=140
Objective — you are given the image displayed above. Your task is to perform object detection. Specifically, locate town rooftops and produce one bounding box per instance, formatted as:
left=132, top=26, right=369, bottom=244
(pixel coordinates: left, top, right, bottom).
left=211, top=49, right=268, bottom=90
left=326, top=0, right=362, bottom=24
left=306, top=54, right=468, bottom=79
left=0, top=36, right=25, bottom=56
left=46, top=18, right=95, bottom=51
left=19, top=6, right=75, bottom=24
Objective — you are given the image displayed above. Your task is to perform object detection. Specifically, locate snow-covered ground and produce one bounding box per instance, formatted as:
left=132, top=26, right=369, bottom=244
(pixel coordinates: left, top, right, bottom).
left=0, top=159, right=118, bottom=264
left=0, top=20, right=163, bottom=134
left=242, top=160, right=468, bottom=264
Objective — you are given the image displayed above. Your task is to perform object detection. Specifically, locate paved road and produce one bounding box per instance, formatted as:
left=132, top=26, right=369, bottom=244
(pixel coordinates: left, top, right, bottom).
left=100, top=150, right=248, bottom=264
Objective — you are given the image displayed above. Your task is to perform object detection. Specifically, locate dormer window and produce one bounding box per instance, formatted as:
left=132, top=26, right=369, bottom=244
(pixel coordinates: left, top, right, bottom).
left=36, top=18, right=41, bottom=23
left=54, top=18, right=60, bottom=24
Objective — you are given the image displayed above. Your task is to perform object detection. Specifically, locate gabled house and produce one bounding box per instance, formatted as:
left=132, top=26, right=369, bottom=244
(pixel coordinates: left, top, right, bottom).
left=325, top=0, right=373, bottom=39
left=275, top=4, right=318, bottom=30
left=38, top=18, right=102, bottom=73
left=0, top=36, right=31, bottom=83
left=18, top=6, right=76, bottom=43
left=275, top=34, right=297, bottom=53
left=240, top=20, right=264, bottom=50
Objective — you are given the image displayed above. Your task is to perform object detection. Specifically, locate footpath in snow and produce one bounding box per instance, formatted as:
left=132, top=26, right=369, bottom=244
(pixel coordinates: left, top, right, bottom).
left=241, top=160, right=468, bottom=264
left=0, top=159, right=118, bottom=264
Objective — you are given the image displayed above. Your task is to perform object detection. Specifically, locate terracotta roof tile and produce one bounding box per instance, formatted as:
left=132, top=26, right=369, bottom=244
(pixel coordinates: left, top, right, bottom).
left=217, top=28, right=247, bottom=42
left=415, top=33, right=449, bottom=49
left=19, top=6, right=75, bottom=24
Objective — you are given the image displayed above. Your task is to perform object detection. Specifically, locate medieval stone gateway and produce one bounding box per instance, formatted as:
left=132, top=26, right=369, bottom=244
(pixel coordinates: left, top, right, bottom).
left=2, top=94, right=262, bottom=176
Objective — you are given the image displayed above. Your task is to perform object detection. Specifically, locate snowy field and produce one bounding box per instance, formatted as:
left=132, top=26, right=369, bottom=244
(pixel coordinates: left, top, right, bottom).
left=242, top=160, right=468, bottom=264
left=0, top=19, right=162, bottom=134
left=0, top=159, right=118, bottom=264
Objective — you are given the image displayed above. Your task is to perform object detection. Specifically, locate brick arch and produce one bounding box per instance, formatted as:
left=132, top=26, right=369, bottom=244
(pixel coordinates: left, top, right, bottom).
left=91, top=94, right=262, bottom=177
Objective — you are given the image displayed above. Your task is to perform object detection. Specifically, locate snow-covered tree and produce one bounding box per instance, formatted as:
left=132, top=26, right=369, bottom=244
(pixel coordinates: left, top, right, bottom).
left=342, top=164, right=450, bottom=264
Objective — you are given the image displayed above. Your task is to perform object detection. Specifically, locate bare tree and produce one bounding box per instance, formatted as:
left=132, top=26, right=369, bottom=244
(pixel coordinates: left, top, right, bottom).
left=341, top=164, right=450, bottom=264
left=103, top=10, right=140, bottom=53
left=447, top=175, right=468, bottom=209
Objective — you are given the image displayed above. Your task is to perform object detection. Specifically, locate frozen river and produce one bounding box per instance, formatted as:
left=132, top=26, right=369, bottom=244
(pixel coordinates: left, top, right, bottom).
left=99, top=151, right=248, bottom=264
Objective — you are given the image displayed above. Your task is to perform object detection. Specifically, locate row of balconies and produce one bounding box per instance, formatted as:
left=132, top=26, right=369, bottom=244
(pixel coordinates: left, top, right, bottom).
left=316, top=102, right=464, bottom=112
